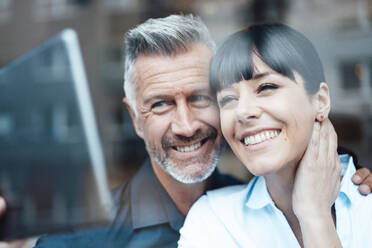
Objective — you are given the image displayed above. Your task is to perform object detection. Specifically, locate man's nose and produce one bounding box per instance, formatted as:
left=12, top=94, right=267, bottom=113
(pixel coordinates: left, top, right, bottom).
left=236, top=95, right=262, bottom=124
left=171, top=101, right=199, bottom=137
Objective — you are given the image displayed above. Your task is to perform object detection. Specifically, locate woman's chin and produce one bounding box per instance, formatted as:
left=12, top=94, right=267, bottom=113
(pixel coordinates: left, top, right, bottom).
left=243, top=162, right=280, bottom=177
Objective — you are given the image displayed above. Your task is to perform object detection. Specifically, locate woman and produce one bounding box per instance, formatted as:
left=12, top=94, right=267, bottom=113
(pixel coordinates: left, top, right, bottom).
left=178, top=24, right=372, bottom=247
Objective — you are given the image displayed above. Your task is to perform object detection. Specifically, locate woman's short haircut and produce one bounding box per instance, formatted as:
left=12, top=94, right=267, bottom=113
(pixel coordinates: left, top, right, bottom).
left=210, top=23, right=325, bottom=95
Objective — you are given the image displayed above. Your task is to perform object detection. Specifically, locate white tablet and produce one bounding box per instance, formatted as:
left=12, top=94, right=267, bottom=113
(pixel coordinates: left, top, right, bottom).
left=0, top=29, right=112, bottom=240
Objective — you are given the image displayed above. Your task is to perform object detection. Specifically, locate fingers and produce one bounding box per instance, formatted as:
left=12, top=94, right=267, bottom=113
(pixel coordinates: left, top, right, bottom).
left=352, top=167, right=371, bottom=184
left=352, top=167, right=372, bottom=195
left=318, top=119, right=330, bottom=165
left=359, top=184, right=371, bottom=195
left=325, top=120, right=338, bottom=163
left=0, top=239, right=28, bottom=248
left=325, top=119, right=338, bottom=156
left=356, top=169, right=372, bottom=195
left=0, top=197, right=6, bottom=216
left=307, top=121, right=321, bottom=160
left=318, top=119, right=339, bottom=172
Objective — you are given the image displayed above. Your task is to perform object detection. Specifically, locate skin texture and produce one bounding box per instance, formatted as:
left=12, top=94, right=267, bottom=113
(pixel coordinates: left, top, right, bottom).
left=217, top=54, right=342, bottom=247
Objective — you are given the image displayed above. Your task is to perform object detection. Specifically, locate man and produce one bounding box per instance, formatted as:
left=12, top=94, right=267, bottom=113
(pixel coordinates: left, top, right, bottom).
left=1, top=14, right=372, bottom=248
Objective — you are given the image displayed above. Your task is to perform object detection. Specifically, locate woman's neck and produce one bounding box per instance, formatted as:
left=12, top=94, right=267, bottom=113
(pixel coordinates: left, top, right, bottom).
left=264, top=164, right=305, bottom=246
left=264, top=164, right=296, bottom=212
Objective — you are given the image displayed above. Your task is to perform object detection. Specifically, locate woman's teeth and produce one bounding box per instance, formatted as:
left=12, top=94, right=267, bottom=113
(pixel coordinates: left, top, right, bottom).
left=175, top=142, right=202, bottom=152
left=243, top=130, right=279, bottom=146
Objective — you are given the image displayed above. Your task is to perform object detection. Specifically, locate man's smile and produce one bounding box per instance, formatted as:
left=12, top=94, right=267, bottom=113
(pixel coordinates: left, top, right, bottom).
left=172, top=137, right=209, bottom=153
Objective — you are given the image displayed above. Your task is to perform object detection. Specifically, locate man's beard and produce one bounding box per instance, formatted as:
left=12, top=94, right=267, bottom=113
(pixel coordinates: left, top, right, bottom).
left=145, top=127, right=223, bottom=184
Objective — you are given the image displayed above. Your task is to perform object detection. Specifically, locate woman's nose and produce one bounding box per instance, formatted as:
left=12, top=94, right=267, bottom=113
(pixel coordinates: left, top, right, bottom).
left=236, top=96, right=262, bottom=124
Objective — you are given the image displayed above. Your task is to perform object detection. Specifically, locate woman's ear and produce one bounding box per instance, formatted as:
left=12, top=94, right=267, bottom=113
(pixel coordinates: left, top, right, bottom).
left=314, top=82, right=331, bottom=122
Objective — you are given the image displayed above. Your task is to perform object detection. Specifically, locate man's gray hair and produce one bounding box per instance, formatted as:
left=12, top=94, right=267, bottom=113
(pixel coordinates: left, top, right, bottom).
left=123, top=14, right=216, bottom=116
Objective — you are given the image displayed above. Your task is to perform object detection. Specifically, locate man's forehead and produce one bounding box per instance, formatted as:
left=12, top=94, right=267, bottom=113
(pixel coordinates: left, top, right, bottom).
left=136, top=44, right=211, bottom=75
left=135, top=44, right=212, bottom=95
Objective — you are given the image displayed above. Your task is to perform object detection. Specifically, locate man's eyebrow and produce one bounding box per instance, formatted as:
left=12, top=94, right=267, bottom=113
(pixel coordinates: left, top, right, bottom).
left=143, top=88, right=211, bottom=105
left=191, top=88, right=211, bottom=95
left=143, top=95, right=172, bottom=105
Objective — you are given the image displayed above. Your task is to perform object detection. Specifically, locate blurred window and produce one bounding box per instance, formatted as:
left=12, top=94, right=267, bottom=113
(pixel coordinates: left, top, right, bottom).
left=340, top=61, right=362, bottom=89
left=34, top=42, right=69, bottom=84
left=33, top=0, right=86, bottom=21
left=370, top=60, right=372, bottom=88
left=340, top=59, right=372, bottom=99
left=0, top=113, right=12, bottom=137
left=105, top=0, right=138, bottom=12
left=0, top=0, right=12, bottom=24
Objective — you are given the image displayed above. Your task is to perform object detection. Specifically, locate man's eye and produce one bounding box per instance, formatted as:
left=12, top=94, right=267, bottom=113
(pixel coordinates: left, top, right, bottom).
left=151, top=101, right=172, bottom=109
left=218, top=96, right=237, bottom=108
left=257, top=83, right=278, bottom=93
left=190, top=95, right=212, bottom=107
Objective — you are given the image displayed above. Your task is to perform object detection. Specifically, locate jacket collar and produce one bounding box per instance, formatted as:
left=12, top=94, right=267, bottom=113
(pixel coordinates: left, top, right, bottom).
left=130, top=159, right=185, bottom=231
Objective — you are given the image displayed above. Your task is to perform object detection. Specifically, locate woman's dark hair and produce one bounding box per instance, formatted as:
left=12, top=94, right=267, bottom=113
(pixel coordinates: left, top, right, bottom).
left=210, top=23, right=325, bottom=95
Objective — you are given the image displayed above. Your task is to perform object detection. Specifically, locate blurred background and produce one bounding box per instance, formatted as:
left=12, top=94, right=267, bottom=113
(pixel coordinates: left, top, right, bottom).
left=0, top=0, right=372, bottom=185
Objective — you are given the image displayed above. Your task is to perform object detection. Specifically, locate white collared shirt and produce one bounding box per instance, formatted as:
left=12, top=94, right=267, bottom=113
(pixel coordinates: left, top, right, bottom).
left=178, top=155, right=372, bottom=248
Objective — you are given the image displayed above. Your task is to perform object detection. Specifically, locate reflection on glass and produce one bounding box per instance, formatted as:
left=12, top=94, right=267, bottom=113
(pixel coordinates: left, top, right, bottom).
left=0, top=31, right=109, bottom=240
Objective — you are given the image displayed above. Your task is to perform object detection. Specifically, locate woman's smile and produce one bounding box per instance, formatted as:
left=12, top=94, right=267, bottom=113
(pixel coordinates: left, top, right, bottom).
left=240, top=129, right=281, bottom=145
left=239, top=128, right=281, bottom=151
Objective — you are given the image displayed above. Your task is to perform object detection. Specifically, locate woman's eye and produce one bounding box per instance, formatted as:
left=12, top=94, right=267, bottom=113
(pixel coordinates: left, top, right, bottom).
left=218, top=96, right=237, bottom=108
left=257, top=83, right=278, bottom=93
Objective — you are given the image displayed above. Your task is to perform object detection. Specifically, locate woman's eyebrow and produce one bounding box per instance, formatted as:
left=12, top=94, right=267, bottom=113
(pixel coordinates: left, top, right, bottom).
left=252, top=72, right=275, bottom=80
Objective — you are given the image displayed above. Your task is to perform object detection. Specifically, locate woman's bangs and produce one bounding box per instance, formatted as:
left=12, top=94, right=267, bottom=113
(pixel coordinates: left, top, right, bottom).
left=210, top=31, right=255, bottom=93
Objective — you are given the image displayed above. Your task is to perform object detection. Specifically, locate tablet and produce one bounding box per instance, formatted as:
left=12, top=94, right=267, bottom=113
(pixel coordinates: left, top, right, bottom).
left=0, top=29, right=112, bottom=240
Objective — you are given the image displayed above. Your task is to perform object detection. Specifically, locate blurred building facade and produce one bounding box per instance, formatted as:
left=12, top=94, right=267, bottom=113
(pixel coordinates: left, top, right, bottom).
left=1, top=0, right=372, bottom=184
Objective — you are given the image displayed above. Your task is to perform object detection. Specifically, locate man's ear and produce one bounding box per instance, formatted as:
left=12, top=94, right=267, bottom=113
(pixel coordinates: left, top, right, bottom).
left=314, top=82, right=331, bottom=122
left=122, top=97, right=144, bottom=139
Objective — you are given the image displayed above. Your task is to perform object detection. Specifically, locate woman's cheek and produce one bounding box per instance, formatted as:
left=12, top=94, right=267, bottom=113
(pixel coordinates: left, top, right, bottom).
left=220, top=111, right=233, bottom=140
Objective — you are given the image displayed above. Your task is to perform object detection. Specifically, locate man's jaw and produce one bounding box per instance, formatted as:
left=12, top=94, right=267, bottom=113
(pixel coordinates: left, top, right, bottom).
left=151, top=139, right=222, bottom=184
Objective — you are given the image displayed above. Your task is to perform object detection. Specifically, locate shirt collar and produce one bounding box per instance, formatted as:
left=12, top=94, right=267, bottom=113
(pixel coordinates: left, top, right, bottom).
left=245, top=154, right=358, bottom=209
left=245, top=176, right=274, bottom=209
left=130, top=158, right=185, bottom=231
left=339, top=154, right=359, bottom=205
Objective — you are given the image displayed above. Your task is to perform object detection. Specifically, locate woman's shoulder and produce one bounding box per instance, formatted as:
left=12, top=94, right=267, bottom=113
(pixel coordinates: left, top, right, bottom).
left=188, top=178, right=259, bottom=221
left=205, top=179, right=257, bottom=207
left=186, top=184, right=246, bottom=217
left=207, top=184, right=247, bottom=198
left=179, top=180, right=259, bottom=247
left=179, top=184, right=254, bottom=248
